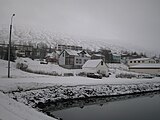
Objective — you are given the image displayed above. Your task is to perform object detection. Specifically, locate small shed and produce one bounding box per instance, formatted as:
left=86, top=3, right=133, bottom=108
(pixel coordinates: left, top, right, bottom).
left=82, top=59, right=108, bottom=76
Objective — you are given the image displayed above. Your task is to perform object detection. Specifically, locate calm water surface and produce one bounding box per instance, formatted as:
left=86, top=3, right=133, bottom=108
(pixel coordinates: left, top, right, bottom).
left=47, top=92, right=160, bottom=120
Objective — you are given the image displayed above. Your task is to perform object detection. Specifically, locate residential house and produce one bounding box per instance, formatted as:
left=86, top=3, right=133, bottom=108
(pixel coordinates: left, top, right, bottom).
left=127, top=58, right=156, bottom=66
left=82, top=59, right=109, bottom=76
left=59, top=49, right=91, bottom=69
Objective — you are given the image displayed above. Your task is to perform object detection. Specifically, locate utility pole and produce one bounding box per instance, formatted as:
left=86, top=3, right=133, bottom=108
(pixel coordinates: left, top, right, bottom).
left=8, top=14, right=15, bottom=78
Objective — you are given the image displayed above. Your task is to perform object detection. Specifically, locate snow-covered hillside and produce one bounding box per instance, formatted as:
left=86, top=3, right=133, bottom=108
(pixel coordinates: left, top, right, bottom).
left=0, top=25, right=129, bottom=53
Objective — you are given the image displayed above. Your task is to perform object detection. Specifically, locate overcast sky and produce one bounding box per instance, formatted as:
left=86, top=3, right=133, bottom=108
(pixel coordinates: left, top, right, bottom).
left=0, top=0, right=160, bottom=54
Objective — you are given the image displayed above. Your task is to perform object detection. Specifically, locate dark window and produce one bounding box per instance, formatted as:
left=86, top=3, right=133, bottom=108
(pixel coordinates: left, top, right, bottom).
left=138, top=61, right=140, bottom=63
left=79, top=59, right=82, bottom=64
left=76, top=59, right=78, bottom=63
left=130, top=61, right=132, bottom=63
left=101, top=61, right=103, bottom=65
left=134, top=61, right=136, bottom=63
left=142, top=61, right=144, bottom=63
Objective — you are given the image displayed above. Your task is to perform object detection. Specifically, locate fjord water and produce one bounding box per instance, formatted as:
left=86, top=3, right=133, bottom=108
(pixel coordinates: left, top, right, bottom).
left=48, top=92, right=160, bottom=120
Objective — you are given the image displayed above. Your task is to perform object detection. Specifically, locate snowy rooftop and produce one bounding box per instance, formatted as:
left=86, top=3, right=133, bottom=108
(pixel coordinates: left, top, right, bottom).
left=65, top=49, right=91, bottom=57
left=130, top=63, right=160, bottom=68
left=112, top=53, right=121, bottom=56
left=82, top=59, right=103, bottom=68
left=129, top=58, right=151, bottom=61
left=65, top=49, right=79, bottom=56
left=92, top=54, right=104, bottom=57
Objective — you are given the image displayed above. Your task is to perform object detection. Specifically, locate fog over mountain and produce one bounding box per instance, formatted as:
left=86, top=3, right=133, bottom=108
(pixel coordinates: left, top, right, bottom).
left=0, top=25, right=157, bottom=56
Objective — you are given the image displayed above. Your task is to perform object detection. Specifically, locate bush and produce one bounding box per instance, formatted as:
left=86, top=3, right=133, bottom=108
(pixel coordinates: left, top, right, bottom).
left=77, top=72, right=87, bottom=77
left=116, top=73, right=137, bottom=79
left=63, top=73, right=74, bottom=76
left=16, top=63, right=28, bottom=70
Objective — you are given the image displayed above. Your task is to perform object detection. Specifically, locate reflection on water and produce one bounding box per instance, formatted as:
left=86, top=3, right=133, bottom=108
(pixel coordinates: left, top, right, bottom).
left=44, top=92, right=160, bottom=120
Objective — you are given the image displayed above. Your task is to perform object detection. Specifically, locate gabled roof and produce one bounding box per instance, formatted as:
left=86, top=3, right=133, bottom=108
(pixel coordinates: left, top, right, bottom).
left=60, top=49, right=91, bottom=57
left=82, top=59, right=105, bottom=68
left=65, top=49, right=79, bottom=56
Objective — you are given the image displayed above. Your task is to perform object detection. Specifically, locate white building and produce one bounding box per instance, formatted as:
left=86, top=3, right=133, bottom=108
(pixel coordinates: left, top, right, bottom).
left=56, top=44, right=83, bottom=51
left=82, top=59, right=109, bottom=76
left=129, top=64, right=160, bottom=75
left=127, top=58, right=156, bottom=66
left=59, top=49, right=91, bottom=69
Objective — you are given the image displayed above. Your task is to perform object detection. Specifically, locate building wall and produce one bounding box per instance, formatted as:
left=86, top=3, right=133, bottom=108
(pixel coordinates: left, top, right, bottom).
left=129, top=68, right=160, bottom=75
left=74, top=55, right=90, bottom=67
left=59, top=51, right=65, bottom=66
left=112, top=55, right=121, bottom=63
left=128, top=59, right=156, bottom=66
left=96, top=62, right=109, bottom=75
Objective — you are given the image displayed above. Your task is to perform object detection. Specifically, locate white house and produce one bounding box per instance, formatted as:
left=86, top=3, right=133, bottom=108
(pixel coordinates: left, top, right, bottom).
left=129, top=64, right=160, bottom=75
left=127, top=58, right=156, bottom=66
left=82, top=59, right=109, bottom=76
left=59, top=49, right=91, bottom=69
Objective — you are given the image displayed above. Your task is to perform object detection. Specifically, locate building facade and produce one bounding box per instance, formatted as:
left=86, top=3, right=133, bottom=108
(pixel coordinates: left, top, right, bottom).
left=127, top=58, right=156, bottom=66
left=56, top=44, right=83, bottom=51
left=59, top=49, right=91, bottom=69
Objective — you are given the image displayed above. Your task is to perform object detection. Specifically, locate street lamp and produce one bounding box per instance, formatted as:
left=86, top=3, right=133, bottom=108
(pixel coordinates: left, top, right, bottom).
left=8, top=14, right=15, bottom=78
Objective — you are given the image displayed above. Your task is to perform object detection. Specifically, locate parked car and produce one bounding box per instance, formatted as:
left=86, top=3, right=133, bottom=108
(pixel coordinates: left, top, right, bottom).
left=87, top=73, right=102, bottom=79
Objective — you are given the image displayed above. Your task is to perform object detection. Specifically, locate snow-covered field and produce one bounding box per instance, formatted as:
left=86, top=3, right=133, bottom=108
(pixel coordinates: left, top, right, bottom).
left=0, top=58, right=160, bottom=120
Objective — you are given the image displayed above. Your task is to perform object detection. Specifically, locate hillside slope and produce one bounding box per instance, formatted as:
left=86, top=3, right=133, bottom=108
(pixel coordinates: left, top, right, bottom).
left=0, top=25, right=129, bottom=53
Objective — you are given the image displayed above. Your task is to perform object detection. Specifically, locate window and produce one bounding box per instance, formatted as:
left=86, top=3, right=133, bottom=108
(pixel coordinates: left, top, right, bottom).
left=130, top=61, right=132, bottom=63
left=76, top=59, right=78, bottom=64
left=62, top=52, right=64, bottom=57
left=142, top=61, right=144, bottom=63
left=138, top=61, right=140, bottom=63
left=79, top=59, right=82, bottom=64
left=101, top=61, right=103, bottom=65
left=134, top=61, right=136, bottom=63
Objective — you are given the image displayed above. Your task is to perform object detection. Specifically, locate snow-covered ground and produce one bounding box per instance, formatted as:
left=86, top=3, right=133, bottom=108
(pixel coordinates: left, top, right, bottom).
left=0, top=58, right=160, bottom=120
left=0, top=92, right=56, bottom=120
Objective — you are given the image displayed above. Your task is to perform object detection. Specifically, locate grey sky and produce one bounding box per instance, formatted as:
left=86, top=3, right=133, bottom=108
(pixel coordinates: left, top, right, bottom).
left=0, top=0, right=160, bottom=53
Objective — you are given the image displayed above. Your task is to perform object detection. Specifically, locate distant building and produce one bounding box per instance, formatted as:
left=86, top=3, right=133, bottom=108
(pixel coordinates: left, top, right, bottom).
left=82, top=59, right=109, bottom=76
left=59, top=49, right=91, bottom=69
left=111, top=53, right=121, bottom=63
left=14, top=44, right=33, bottom=58
left=56, top=44, right=83, bottom=51
left=129, top=64, right=160, bottom=75
left=45, top=51, right=59, bottom=63
left=127, top=58, right=156, bottom=66
left=0, top=43, right=33, bottom=60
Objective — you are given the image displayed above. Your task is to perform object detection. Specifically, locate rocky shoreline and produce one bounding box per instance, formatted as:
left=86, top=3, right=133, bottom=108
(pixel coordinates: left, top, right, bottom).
left=6, top=82, right=160, bottom=109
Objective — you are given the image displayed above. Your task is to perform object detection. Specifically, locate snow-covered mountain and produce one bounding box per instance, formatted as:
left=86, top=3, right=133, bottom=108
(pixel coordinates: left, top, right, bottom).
left=0, top=25, right=145, bottom=53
